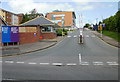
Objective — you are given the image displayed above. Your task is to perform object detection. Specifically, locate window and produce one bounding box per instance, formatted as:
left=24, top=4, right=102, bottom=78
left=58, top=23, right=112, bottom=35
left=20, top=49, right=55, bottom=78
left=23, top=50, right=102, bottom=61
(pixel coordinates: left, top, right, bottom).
left=42, top=26, right=54, bottom=32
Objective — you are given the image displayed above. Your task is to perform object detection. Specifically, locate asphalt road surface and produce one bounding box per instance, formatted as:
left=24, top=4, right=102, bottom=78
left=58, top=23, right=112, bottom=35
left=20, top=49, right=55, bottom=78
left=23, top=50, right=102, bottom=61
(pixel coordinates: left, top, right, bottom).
left=1, top=29, right=118, bottom=80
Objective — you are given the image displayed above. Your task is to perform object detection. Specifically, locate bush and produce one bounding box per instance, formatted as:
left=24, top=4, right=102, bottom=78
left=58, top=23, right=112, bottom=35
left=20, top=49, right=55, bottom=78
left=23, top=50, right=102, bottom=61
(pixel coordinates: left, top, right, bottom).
left=55, top=29, right=68, bottom=36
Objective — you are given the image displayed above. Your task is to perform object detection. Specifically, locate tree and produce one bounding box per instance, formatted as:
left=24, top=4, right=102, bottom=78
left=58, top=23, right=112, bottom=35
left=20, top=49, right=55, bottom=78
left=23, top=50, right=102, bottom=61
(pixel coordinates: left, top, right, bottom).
left=21, top=13, right=30, bottom=24
left=103, top=10, right=120, bottom=32
left=84, top=23, right=91, bottom=28
left=21, top=9, right=42, bottom=23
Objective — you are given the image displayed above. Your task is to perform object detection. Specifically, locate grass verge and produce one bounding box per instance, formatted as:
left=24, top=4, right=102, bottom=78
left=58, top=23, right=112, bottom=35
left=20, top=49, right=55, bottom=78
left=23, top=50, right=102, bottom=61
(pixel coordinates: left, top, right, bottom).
left=98, top=30, right=120, bottom=42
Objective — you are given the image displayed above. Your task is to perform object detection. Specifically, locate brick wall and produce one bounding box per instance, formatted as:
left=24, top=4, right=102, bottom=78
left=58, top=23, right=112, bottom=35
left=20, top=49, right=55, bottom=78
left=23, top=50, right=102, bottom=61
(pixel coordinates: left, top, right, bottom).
left=42, top=32, right=57, bottom=39
left=6, top=12, right=12, bottom=25
left=19, top=26, right=41, bottom=44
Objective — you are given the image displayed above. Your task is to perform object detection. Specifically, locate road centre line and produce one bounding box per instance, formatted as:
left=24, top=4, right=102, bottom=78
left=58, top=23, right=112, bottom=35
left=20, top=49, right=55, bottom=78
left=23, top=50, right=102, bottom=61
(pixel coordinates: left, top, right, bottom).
left=79, top=53, right=82, bottom=64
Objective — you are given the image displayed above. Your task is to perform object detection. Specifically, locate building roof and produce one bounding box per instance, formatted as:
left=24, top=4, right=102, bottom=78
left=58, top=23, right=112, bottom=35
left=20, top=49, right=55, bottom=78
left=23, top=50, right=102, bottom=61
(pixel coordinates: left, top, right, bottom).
left=21, top=16, right=56, bottom=26
left=0, top=8, right=19, bottom=16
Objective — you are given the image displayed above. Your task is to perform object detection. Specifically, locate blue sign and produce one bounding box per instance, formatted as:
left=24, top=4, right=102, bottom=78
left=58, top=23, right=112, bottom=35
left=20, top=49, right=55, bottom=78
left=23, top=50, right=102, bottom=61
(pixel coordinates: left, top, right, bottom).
left=2, top=26, right=19, bottom=43
left=2, top=26, right=11, bottom=43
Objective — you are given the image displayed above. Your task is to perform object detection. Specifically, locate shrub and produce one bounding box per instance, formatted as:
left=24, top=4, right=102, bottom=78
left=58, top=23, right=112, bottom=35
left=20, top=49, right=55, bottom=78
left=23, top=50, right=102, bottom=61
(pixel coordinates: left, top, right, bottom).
left=55, top=29, right=68, bottom=36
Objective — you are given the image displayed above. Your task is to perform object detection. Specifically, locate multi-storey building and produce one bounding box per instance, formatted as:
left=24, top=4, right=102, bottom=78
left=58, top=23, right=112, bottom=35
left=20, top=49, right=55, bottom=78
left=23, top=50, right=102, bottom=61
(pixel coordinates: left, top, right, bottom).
left=0, top=8, right=23, bottom=25
left=46, top=11, right=76, bottom=28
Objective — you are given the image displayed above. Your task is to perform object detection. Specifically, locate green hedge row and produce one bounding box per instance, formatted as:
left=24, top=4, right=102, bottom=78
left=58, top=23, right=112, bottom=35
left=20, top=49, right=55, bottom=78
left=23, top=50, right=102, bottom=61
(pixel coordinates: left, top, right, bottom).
left=55, top=29, right=68, bottom=36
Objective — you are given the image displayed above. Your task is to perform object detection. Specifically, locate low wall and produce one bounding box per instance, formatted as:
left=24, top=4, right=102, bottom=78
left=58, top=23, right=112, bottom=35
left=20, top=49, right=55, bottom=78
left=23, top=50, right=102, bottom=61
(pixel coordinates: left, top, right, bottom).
left=19, top=32, right=39, bottom=44
left=19, top=27, right=41, bottom=44
left=42, top=32, right=57, bottom=39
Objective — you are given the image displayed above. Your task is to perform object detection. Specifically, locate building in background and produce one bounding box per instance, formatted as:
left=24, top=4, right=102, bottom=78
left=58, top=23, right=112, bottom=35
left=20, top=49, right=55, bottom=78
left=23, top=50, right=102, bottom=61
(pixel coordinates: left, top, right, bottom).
left=0, top=16, right=8, bottom=46
left=17, top=13, right=24, bottom=24
left=0, top=8, right=23, bottom=25
left=46, top=11, right=76, bottom=28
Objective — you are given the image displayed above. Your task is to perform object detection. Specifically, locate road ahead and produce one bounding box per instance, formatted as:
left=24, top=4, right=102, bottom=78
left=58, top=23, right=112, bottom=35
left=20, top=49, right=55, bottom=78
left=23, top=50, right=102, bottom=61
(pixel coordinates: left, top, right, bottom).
left=1, top=29, right=118, bottom=80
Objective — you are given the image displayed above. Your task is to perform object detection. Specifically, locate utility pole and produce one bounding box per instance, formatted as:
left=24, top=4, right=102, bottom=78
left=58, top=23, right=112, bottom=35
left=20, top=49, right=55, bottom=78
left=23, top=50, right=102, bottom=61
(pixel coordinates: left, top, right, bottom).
left=96, top=18, right=98, bottom=24
left=100, top=16, right=103, bottom=37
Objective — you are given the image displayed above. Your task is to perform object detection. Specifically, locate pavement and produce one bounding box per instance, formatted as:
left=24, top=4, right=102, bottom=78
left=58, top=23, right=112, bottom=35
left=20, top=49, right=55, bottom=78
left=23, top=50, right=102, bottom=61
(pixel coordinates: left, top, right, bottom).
left=89, top=29, right=120, bottom=48
left=1, top=29, right=118, bottom=80
left=1, top=36, right=65, bottom=57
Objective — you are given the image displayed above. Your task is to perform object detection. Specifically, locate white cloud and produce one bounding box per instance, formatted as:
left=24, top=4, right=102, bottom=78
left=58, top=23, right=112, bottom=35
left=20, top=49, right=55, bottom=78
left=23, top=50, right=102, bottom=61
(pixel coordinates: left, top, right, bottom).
left=81, top=5, right=94, bottom=11
left=72, top=0, right=119, bottom=2
left=8, top=0, right=74, bottom=14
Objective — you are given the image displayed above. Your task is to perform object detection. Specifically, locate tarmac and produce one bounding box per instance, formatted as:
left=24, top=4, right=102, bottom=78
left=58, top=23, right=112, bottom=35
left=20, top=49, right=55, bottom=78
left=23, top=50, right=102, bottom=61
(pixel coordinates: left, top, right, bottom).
left=0, top=36, right=65, bottom=57
left=0, top=29, right=119, bottom=57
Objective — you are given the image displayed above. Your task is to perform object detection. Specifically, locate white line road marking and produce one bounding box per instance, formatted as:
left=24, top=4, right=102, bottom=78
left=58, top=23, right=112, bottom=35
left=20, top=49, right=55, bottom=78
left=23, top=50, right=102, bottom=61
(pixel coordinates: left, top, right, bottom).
left=52, top=63, right=63, bottom=65
left=79, top=53, right=82, bottom=64
left=80, top=63, right=89, bottom=65
left=108, top=63, right=119, bottom=65
left=40, top=63, right=50, bottom=65
left=2, top=60, right=119, bottom=66
left=93, top=62, right=103, bottom=65
left=93, top=64, right=103, bottom=65
left=3, top=78, right=15, bottom=80
left=108, top=64, right=119, bottom=65
left=107, top=62, right=119, bottom=65
left=16, top=62, right=24, bottom=64
left=91, top=35, right=95, bottom=37
left=80, top=62, right=89, bottom=65
left=93, top=62, right=103, bottom=63
left=107, top=62, right=118, bottom=64
left=28, top=62, right=37, bottom=65
left=73, top=35, right=77, bottom=37
left=66, top=63, right=77, bottom=66
left=5, top=61, right=14, bottom=63
left=67, top=36, right=71, bottom=37
left=86, top=35, right=89, bottom=37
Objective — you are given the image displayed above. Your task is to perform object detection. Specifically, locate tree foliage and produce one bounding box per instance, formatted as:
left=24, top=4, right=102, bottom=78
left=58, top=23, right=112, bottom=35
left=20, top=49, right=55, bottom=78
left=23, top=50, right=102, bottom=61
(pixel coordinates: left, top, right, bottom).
left=21, top=9, right=41, bottom=24
left=103, top=10, right=120, bottom=32
left=84, top=23, right=91, bottom=28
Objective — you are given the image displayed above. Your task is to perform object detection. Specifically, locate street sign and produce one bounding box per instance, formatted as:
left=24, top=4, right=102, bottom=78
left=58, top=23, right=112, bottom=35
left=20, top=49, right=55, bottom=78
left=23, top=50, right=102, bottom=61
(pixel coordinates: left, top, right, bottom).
left=2, top=26, right=19, bottom=43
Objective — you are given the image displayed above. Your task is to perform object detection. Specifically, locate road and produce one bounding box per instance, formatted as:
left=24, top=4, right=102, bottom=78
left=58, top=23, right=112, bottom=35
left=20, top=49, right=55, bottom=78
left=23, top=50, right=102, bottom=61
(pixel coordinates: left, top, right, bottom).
left=1, top=29, right=118, bottom=80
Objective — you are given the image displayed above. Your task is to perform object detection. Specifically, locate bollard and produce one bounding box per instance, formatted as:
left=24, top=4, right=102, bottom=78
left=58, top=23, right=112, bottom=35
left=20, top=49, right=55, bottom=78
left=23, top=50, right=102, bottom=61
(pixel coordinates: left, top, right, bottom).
left=79, top=31, right=84, bottom=44
left=79, top=35, right=83, bottom=44
left=80, top=35, right=82, bottom=43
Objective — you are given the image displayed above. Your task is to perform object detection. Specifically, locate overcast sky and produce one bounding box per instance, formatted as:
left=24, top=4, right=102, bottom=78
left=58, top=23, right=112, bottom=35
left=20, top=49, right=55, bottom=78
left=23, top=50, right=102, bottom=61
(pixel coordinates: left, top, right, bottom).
left=0, top=0, right=119, bottom=27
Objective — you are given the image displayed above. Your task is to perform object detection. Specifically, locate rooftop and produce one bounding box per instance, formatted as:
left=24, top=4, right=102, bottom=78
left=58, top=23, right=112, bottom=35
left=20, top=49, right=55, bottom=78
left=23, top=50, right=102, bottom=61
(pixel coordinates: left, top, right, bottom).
left=20, top=16, right=56, bottom=26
